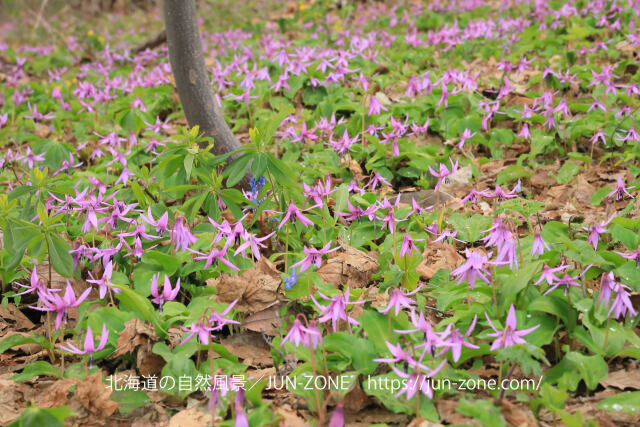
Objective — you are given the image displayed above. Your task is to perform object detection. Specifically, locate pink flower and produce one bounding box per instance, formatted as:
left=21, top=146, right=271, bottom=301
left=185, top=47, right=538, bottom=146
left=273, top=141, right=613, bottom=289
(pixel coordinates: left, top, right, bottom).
left=311, top=287, right=364, bottom=332
left=59, top=324, right=109, bottom=366
left=31, top=281, right=91, bottom=330
left=328, top=402, right=345, bottom=427
left=368, top=95, right=388, bottom=116
left=391, top=360, right=447, bottom=400
left=428, top=159, right=458, bottom=191
left=451, top=249, right=491, bottom=290
left=181, top=321, right=214, bottom=345
left=484, top=304, right=540, bottom=351
left=191, top=245, right=239, bottom=271
left=87, top=261, right=120, bottom=299
left=234, top=231, right=274, bottom=261
left=531, top=232, right=550, bottom=256
left=380, top=287, right=421, bottom=316
left=150, top=274, right=180, bottom=307
left=282, top=316, right=322, bottom=349
left=437, top=316, right=479, bottom=362
left=272, top=201, right=315, bottom=230
left=606, top=176, right=634, bottom=201
left=291, top=242, right=340, bottom=272
left=170, top=216, right=198, bottom=252
left=399, top=233, right=423, bottom=257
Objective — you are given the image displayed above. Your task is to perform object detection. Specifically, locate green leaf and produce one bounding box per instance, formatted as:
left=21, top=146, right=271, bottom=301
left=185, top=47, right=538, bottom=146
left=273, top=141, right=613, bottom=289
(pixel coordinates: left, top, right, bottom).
left=115, top=287, right=167, bottom=339
left=224, top=153, right=251, bottom=187
left=564, top=351, right=608, bottom=390
left=47, top=234, right=74, bottom=278
left=266, top=153, right=296, bottom=187
left=250, top=153, right=268, bottom=177
left=550, top=161, right=580, bottom=185
left=142, top=250, right=180, bottom=276
left=457, top=399, right=507, bottom=427
left=599, top=392, right=640, bottom=414
left=11, top=361, right=61, bottom=382
left=590, top=187, right=610, bottom=206
left=448, top=213, right=492, bottom=243
left=110, top=390, right=150, bottom=414
left=8, top=406, right=73, bottom=427
left=0, top=333, right=49, bottom=354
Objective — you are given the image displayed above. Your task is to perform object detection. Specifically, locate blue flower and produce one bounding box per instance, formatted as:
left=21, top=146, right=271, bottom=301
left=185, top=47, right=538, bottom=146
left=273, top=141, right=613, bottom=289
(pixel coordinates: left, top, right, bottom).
left=283, top=268, right=299, bottom=290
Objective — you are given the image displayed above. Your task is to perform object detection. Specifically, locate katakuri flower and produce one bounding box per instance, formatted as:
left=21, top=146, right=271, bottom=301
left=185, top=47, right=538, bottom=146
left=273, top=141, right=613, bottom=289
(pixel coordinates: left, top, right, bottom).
left=150, top=274, right=180, bottom=307
left=484, top=304, right=540, bottom=350
left=58, top=324, right=109, bottom=366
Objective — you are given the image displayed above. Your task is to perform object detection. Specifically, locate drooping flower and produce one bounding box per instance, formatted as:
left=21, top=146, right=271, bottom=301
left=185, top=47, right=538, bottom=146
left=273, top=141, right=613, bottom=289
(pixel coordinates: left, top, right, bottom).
left=191, top=246, right=239, bottom=271
left=450, top=249, right=491, bottom=290
left=150, top=274, right=180, bottom=307
left=608, top=283, right=637, bottom=320
left=282, top=316, right=322, bottom=349
left=606, top=176, right=634, bottom=201
left=484, top=304, right=540, bottom=351
left=31, top=281, right=91, bottom=330
left=180, top=321, right=214, bottom=345
left=428, top=159, right=458, bottom=191
left=328, top=402, right=345, bottom=427
left=170, top=216, right=198, bottom=252
left=58, top=324, right=110, bottom=366
left=291, top=243, right=340, bottom=272
left=380, top=287, right=421, bottom=316
left=583, top=213, right=615, bottom=250
left=399, top=233, right=423, bottom=258
left=87, top=261, right=121, bottom=299
left=311, top=287, right=365, bottom=332
left=234, top=231, right=274, bottom=261
left=391, top=359, right=447, bottom=400
left=437, top=316, right=479, bottom=363
left=272, top=201, right=315, bottom=230
left=531, top=232, right=550, bottom=256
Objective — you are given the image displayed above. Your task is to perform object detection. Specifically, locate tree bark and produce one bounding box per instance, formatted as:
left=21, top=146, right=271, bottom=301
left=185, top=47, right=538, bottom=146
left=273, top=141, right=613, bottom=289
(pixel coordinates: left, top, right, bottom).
left=162, top=0, right=249, bottom=188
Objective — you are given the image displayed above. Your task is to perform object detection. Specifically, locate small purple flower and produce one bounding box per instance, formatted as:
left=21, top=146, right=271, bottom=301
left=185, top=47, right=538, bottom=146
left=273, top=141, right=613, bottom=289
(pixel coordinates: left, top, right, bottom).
left=180, top=321, right=214, bottom=345
left=583, top=213, right=615, bottom=250
left=391, top=359, right=447, bottom=400
left=191, top=245, right=239, bottom=271
left=282, top=316, right=322, bottom=349
left=484, top=304, right=540, bottom=351
left=328, top=402, right=345, bottom=427
left=608, top=283, right=637, bottom=320
left=368, top=95, right=388, bottom=116
left=272, top=201, right=316, bottom=230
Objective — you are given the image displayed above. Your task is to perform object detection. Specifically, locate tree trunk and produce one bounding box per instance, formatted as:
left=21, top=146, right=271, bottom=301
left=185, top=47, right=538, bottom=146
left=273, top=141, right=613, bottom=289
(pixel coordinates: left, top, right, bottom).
left=162, top=0, right=249, bottom=188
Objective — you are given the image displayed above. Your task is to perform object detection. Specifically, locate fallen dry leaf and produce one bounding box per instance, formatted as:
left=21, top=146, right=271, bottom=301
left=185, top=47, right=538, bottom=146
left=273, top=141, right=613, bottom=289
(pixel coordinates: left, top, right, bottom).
left=209, top=257, right=280, bottom=313
left=499, top=399, right=537, bottom=427
left=71, top=372, right=120, bottom=424
left=0, top=378, right=30, bottom=425
left=317, top=245, right=379, bottom=288
left=36, top=378, right=76, bottom=408
left=169, top=407, right=214, bottom=427
left=114, top=319, right=164, bottom=376
left=600, top=369, right=640, bottom=391
left=219, top=332, right=273, bottom=367
left=240, top=301, right=284, bottom=336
